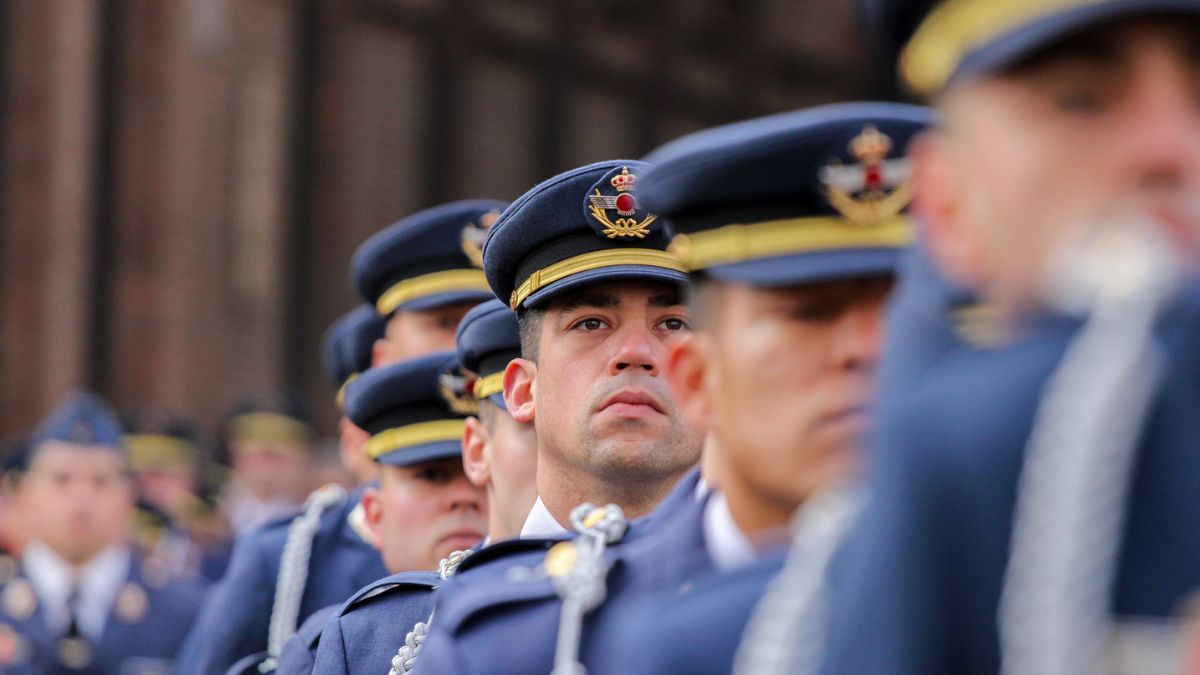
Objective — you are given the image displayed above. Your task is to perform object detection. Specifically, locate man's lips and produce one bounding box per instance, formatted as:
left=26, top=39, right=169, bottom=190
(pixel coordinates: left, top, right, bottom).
left=598, top=390, right=665, bottom=415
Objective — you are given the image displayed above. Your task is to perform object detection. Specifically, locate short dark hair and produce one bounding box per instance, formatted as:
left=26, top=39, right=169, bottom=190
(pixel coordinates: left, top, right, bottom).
left=517, top=306, right=545, bottom=362
left=476, top=398, right=500, bottom=432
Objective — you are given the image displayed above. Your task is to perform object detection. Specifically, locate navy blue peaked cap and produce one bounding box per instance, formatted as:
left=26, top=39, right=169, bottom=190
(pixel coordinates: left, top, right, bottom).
left=640, top=102, right=934, bottom=287
left=483, top=160, right=687, bottom=311
left=33, top=391, right=125, bottom=451
left=352, top=200, right=508, bottom=316
left=344, top=351, right=471, bottom=467
left=862, top=0, right=1200, bottom=95
left=455, top=299, right=520, bottom=410
left=322, top=305, right=386, bottom=410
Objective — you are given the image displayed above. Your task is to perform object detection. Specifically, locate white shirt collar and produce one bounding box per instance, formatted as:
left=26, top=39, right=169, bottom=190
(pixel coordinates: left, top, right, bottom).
left=703, top=492, right=758, bottom=572
left=23, top=541, right=130, bottom=640
left=520, top=497, right=569, bottom=538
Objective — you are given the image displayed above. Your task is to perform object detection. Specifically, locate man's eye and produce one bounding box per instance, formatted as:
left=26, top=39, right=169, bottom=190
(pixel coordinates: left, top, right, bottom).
left=417, top=468, right=451, bottom=483
left=657, top=317, right=690, bottom=331
left=572, top=318, right=609, bottom=332
left=1052, top=89, right=1106, bottom=115
left=789, top=302, right=844, bottom=323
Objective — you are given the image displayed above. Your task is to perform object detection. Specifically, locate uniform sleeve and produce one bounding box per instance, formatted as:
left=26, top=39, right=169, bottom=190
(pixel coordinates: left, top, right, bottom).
left=275, top=632, right=316, bottom=675
left=311, top=615, right=350, bottom=675
left=174, top=533, right=276, bottom=675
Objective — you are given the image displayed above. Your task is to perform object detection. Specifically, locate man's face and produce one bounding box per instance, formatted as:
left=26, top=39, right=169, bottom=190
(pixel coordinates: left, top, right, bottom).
left=230, top=440, right=311, bottom=501
left=523, top=281, right=703, bottom=485
left=374, top=302, right=476, bottom=366
left=919, top=19, right=1200, bottom=312
left=19, top=443, right=134, bottom=564
left=364, top=458, right=486, bottom=573
left=693, top=279, right=891, bottom=515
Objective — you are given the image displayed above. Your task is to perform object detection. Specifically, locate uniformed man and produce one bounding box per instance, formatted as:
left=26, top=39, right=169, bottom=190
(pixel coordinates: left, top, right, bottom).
left=217, top=389, right=319, bottom=536
left=300, top=298, right=538, bottom=675
left=225, top=304, right=386, bottom=675
left=821, top=2, right=1200, bottom=673
left=178, top=201, right=503, bottom=674
left=271, top=352, right=486, bottom=675
left=587, top=102, right=930, bottom=675
left=415, top=159, right=706, bottom=673
left=124, top=407, right=225, bottom=584
left=0, top=392, right=204, bottom=674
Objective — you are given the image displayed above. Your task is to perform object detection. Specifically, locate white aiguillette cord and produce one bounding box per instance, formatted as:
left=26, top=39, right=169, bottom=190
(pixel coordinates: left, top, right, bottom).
left=267, top=483, right=348, bottom=664
left=1000, top=220, right=1181, bottom=675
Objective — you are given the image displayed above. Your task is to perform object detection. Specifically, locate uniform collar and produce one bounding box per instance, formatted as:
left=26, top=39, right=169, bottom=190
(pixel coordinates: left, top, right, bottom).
left=23, top=541, right=131, bottom=639
left=702, top=492, right=757, bottom=572
left=519, top=497, right=569, bottom=538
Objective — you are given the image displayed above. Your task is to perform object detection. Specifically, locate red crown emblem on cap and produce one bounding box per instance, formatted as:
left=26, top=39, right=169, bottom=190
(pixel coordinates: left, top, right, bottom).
left=610, top=167, right=636, bottom=192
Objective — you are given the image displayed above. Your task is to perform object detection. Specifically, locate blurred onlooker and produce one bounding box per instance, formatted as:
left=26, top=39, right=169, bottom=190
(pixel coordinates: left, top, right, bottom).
left=218, top=390, right=317, bottom=535
left=124, top=407, right=228, bottom=583
left=0, top=392, right=203, bottom=673
left=0, top=437, right=31, bottom=559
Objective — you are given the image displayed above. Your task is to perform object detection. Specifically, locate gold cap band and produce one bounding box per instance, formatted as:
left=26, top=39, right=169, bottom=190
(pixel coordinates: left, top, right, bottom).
left=377, top=269, right=491, bottom=316
left=901, top=0, right=1103, bottom=94
left=124, top=434, right=198, bottom=470
left=472, top=371, right=505, bottom=400
left=667, top=215, right=912, bottom=272
left=365, top=419, right=466, bottom=460
left=509, top=248, right=687, bottom=310
left=335, top=373, right=360, bottom=412
left=226, top=412, right=314, bottom=447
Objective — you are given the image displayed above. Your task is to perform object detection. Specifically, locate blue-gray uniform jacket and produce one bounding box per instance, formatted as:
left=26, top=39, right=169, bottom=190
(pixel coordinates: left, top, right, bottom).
left=309, top=571, right=439, bottom=675
left=176, top=485, right=388, bottom=675
left=610, top=550, right=787, bottom=675
left=416, top=484, right=719, bottom=675
left=0, top=552, right=205, bottom=674
left=820, top=284, right=1200, bottom=675
left=273, top=604, right=338, bottom=675
left=876, top=245, right=974, bottom=403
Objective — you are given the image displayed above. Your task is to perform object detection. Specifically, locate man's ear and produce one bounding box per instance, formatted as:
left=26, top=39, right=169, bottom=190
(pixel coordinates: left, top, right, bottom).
left=371, top=338, right=389, bottom=368
left=664, top=333, right=711, bottom=432
left=910, top=130, right=986, bottom=290
left=503, top=359, right=536, bottom=424
left=361, top=485, right=384, bottom=549
left=461, top=416, right=491, bottom=488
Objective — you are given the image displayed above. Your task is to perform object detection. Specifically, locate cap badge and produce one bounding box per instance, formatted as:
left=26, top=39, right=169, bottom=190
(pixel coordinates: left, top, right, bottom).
left=439, top=371, right=480, bottom=416
left=818, top=124, right=914, bottom=227
left=588, top=167, right=658, bottom=239
left=461, top=210, right=501, bottom=269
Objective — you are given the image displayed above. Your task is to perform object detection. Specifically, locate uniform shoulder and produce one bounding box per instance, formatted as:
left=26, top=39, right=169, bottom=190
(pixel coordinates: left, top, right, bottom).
left=338, top=570, right=439, bottom=617
left=454, top=537, right=563, bottom=577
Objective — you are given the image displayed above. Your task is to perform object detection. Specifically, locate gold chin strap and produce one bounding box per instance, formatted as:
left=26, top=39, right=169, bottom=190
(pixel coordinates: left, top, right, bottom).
left=365, top=419, right=466, bottom=460
left=901, top=0, right=1105, bottom=94
left=376, top=269, right=490, bottom=316
left=509, top=248, right=687, bottom=310
left=668, top=215, right=911, bottom=272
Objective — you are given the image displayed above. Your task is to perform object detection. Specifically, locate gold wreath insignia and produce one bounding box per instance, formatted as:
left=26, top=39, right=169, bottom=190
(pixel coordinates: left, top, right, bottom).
left=588, top=191, right=657, bottom=239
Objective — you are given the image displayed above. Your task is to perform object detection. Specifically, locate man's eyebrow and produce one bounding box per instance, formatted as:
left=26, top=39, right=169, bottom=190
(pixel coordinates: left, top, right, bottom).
left=648, top=292, right=683, bottom=308
left=1015, top=32, right=1119, bottom=71
left=557, top=293, right=621, bottom=313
